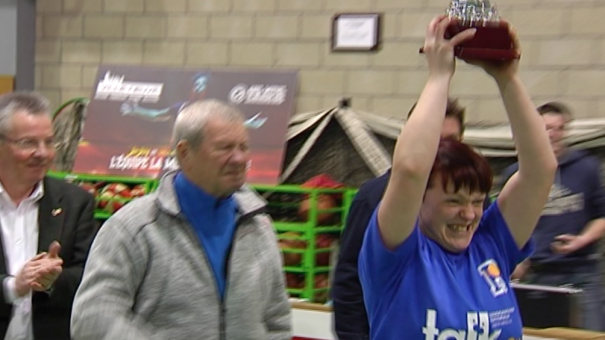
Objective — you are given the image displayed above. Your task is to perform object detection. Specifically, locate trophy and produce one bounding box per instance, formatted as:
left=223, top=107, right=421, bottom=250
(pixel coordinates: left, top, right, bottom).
left=422, top=0, right=519, bottom=61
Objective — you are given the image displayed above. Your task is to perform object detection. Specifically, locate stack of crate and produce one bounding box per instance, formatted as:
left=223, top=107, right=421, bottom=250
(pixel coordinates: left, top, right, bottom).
left=47, top=171, right=157, bottom=220
left=253, top=184, right=356, bottom=303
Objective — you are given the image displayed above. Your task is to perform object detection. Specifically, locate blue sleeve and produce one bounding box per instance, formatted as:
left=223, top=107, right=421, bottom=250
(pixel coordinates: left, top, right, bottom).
left=476, top=202, right=534, bottom=277
left=358, top=207, right=420, bottom=299
left=332, top=198, right=374, bottom=338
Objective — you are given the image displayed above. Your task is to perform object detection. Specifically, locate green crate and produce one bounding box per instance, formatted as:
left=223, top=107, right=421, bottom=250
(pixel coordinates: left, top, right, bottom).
left=47, top=171, right=157, bottom=219
left=149, top=178, right=160, bottom=193
left=252, top=184, right=352, bottom=303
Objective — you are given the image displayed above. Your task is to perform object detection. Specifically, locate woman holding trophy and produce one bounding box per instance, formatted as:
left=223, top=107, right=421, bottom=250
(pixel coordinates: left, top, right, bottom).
left=357, top=10, right=557, bottom=340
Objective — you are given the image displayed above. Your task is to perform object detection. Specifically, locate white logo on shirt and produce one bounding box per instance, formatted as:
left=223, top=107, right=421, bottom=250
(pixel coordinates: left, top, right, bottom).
left=541, top=183, right=584, bottom=216
left=422, top=309, right=502, bottom=340
left=477, top=259, right=508, bottom=297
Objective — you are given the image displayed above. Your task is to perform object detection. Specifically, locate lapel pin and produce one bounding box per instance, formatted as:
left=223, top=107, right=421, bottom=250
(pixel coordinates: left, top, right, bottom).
left=51, top=208, right=62, bottom=216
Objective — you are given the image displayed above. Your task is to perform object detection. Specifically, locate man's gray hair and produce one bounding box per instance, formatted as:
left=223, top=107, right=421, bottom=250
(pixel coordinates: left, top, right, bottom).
left=172, top=99, right=244, bottom=149
left=0, top=92, right=51, bottom=135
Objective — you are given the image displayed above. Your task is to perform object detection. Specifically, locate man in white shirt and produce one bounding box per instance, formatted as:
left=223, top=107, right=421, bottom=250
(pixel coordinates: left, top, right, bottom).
left=0, top=92, right=97, bottom=340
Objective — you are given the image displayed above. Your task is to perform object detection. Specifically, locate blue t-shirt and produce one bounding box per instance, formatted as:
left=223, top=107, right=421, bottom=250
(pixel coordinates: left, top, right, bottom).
left=359, top=202, right=533, bottom=340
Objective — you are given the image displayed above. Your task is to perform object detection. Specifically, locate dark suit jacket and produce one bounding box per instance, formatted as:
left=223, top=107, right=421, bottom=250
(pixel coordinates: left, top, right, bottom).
left=0, top=176, right=97, bottom=340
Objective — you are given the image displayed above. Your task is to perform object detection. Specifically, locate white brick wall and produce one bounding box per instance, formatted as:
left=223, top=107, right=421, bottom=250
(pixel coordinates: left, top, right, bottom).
left=35, top=0, right=605, bottom=122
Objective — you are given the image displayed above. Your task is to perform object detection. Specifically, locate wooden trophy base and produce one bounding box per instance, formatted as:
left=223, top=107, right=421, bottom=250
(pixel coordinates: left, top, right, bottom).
left=419, top=19, right=520, bottom=61
left=446, top=19, right=519, bottom=61
left=454, top=47, right=519, bottom=60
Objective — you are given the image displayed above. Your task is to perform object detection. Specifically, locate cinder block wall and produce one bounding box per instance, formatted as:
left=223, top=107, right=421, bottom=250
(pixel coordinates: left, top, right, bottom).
left=35, top=0, right=605, bottom=123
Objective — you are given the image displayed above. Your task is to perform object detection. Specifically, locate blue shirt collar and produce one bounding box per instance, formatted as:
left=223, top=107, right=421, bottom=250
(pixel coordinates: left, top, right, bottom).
left=173, top=171, right=234, bottom=210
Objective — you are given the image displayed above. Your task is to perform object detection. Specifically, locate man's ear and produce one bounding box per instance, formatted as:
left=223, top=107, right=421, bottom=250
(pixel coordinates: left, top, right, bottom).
left=175, top=140, right=189, bottom=160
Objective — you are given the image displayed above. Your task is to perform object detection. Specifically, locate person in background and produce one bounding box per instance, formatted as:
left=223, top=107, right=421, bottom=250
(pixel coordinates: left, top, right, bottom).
left=332, top=98, right=467, bottom=340
left=71, top=99, right=291, bottom=340
left=0, top=92, right=97, bottom=340
left=358, top=15, right=556, bottom=339
left=507, top=102, right=605, bottom=331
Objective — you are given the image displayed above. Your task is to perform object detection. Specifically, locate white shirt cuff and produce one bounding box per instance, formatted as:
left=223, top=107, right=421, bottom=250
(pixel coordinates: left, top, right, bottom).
left=3, top=276, right=19, bottom=304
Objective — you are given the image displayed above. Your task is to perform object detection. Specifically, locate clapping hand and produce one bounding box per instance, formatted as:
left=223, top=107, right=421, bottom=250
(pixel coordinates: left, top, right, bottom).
left=31, top=241, right=63, bottom=292
left=15, top=241, right=63, bottom=296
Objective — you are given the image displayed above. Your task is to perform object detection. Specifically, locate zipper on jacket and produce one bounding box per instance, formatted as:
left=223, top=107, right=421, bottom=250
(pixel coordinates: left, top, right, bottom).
left=219, top=302, right=227, bottom=340
left=185, top=207, right=262, bottom=340
left=219, top=212, right=257, bottom=340
left=219, top=266, right=229, bottom=340
left=220, top=223, right=237, bottom=340
left=191, top=224, right=227, bottom=340
left=218, top=215, right=245, bottom=340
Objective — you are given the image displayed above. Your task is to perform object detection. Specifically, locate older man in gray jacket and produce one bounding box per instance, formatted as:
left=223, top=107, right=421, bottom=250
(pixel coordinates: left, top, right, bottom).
left=71, top=99, right=292, bottom=340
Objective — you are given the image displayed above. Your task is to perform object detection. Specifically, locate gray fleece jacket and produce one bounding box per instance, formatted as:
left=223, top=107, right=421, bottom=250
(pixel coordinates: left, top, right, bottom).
left=71, top=171, right=292, bottom=340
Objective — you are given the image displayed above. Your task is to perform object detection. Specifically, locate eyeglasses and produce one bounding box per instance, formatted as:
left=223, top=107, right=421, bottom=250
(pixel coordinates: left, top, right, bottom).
left=0, top=135, right=61, bottom=152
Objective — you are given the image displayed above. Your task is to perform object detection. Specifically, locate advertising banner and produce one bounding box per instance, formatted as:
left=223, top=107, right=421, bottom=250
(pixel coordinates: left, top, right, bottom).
left=73, top=65, right=298, bottom=185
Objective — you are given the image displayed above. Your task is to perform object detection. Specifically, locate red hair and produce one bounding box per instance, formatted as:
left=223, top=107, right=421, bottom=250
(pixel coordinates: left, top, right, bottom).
left=428, top=138, right=492, bottom=194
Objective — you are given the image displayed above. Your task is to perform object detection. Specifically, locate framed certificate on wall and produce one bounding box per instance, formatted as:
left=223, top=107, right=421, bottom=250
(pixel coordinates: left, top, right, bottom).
left=332, top=13, right=381, bottom=52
